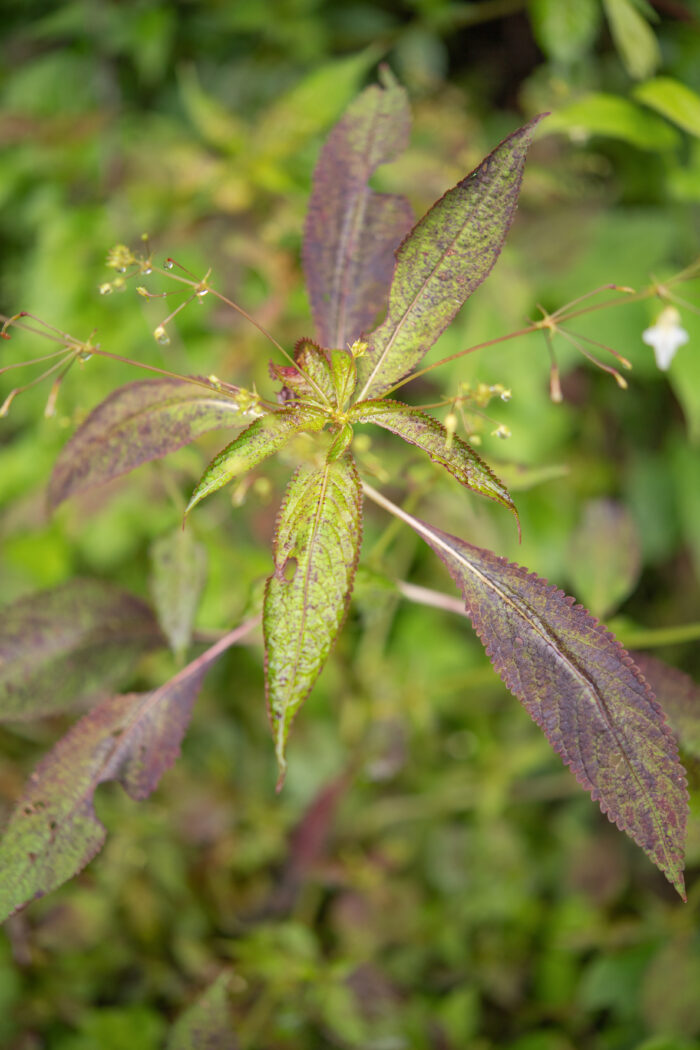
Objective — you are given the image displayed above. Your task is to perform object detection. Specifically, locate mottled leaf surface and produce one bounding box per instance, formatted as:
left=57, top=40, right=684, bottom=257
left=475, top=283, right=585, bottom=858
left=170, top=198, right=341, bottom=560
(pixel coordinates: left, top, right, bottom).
left=395, top=508, right=687, bottom=896
left=350, top=399, right=517, bottom=521
left=569, top=499, right=641, bottom=619
left=167, top=972, right=237, bottom=1050
left=633, top=653, right=700, bottom=762
left=0, top=580, right=162, bottom=721
left=49, top=377, right=253, bottom=509
left=357, top=116, right=544, bottom=399
left=187, top=405, right=327, bottom=513
left=270, top=340, right=337, bottom=404
left=150, top=527, right=208, bottom=661
left=303, top=73, right=414, bottom=348
left=0, top=625, right=251, bottom=922
left=264, top=456, right=362, bottom=782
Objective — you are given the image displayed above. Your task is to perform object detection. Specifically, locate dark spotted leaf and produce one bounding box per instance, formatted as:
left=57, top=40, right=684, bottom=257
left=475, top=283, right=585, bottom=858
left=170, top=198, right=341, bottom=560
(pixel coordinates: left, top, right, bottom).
left=303, top=70, right=414, bottom=348
left=264, top=455, right=362, bottom=785
left=167, top=971, right=237, bottom=1050
left=0, top=621, right=256, bottom=922
left=357, top=115, right=545, bottom=399
left=149, top=527, right=208, bottom=662
left=350, top=399, right=517, bottom=523
left=0, top=580, right=163, bottom=721
left=633, top=653, right=700, bottom=762
left=49, top=377, right=254, bottom=509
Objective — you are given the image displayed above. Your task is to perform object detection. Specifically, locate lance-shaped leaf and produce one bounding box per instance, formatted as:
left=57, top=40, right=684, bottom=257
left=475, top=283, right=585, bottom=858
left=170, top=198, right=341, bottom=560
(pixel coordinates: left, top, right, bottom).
left=264, top=456, right=362, bottom=784
left=357, top=115, right=545, bottom=400
left=49, top=377, right=256, bottom=509
left=167, top=972, right=237, bottom=1050
left=367, top=491, right=687, bottom=897
left=150, top=527, right=208, bottom=662
left=0, top=580, right=163, bottom=721
left=269, top=339, right=337, bottom=405
left=350, top=399, right=517, bottom=522
left=186, top=405, right=328, bottom=514
left=633, top=653, right=700, bottom=763
left=0, top=621, right=255, bottom=922
left=303, top=71, right=414, bottom=349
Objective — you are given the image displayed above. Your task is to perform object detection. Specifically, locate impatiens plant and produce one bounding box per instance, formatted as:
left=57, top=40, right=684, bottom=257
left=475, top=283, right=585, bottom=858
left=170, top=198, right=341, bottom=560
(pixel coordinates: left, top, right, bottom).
left=0, top=68, right=697, bottom=936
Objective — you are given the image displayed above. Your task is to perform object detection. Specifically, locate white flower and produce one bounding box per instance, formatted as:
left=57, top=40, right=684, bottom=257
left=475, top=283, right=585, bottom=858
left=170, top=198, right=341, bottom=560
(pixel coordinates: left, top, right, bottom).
left=642, top=306, right=689, bottom=371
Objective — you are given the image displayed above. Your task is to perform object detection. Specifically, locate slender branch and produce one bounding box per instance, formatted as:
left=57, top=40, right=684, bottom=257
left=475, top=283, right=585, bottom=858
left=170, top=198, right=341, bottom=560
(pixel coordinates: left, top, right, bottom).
left=395, top=579, right=467, bottom=617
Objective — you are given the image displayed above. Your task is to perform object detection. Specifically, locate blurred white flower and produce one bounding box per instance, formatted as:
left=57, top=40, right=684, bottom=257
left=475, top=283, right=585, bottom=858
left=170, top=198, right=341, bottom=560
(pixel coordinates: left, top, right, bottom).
left=642, top=306, right=689, bottom=371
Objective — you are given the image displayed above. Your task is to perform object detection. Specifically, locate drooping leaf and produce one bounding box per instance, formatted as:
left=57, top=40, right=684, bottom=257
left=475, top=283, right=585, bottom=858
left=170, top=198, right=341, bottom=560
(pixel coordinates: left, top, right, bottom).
left=0, top=622, right=255, bottom=922
left=186, top=405, right=327, bottom=514
left=264, top=456, right=363, bottom=784
left=0, top=580, right=163, bottom=721
left=149, top=526, right=208, bottom=661
left=602, top=0, right=660, bottom=80
left=49, top=377, right=255, bottom=509
left=633, top=653, right=700, bottom=763
left=303, top=70, right=414, bottom=349
left=167, top=972, right=237, bottom=1050
left=375, top=497, right=687, bottom=896
left=350, top=399, right=517, bottom=523
left=356, top=115, right=545, bottom=400
left=568, top=499, right=641, bottom=619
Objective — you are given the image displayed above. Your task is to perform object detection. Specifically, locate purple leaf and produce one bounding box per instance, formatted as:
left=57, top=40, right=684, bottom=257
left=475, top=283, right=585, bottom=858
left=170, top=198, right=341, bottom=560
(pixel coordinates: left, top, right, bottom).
left=49, top=377, right=254, bottom=509
left=357, top=115, right=545, bottom=400
left=303, top=71, right=414, bottom=349
left=0, top=621, right=256, bottom=922
left=0, top=580, right=163, bottom=721
left=633, top=653, right=700, bottom=762
left=167, top=972, right=237, bottom=1050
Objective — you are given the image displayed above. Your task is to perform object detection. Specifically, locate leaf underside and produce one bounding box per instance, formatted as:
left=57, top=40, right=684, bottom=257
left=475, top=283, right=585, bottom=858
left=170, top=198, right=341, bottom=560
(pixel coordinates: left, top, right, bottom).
left=264, top=454, right=363, bottom=783
left=350, top=399, right=517, bottom=523
left=303, top=73, right=414, bottom=349
left=0, top=579, right=163, bottom=721
left=49, top=377, right=253, bottom=509
left=632, top=653, right=700, bottom=763
left=401, top=511, right=688, bottom=897
left=357, top=114, right=545, bottom=399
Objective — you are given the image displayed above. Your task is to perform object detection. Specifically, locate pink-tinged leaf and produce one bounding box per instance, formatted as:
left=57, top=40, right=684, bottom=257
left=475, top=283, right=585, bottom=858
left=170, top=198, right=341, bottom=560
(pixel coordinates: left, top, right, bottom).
left=49, top=377, right=254, bottom=509
left=357, top=115, right=546, bottom=400
left=269, top=339, right=337, bottom=405
left=0, top=621, right=256, bottom=922
left=633, top=653, right=700, bottom=762
left=186, top=404, right=328, bottom=514
left=0, top=580, right=163, bottom=721
left=303, top=71, right=414, bottom=349
left=370, top=494, right=687, bottom=897
left=167, top=971, right=237, bottom=1050
left=264, top=456, right=362, bottom=785
left=350, top=399, right=517, bottom=523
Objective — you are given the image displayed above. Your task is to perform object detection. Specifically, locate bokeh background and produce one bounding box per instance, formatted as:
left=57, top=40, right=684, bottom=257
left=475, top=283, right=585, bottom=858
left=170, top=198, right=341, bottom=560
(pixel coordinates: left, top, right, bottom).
left=1, top=1, right=700, bottom=1047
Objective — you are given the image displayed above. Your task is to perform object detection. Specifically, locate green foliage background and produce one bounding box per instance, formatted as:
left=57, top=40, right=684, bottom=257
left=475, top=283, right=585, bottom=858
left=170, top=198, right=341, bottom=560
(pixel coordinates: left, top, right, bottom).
left=1, top=1, right=700, bottom=1047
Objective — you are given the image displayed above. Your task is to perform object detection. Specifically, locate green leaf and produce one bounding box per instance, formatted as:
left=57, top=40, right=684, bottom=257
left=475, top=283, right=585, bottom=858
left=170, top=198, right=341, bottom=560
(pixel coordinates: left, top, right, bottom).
left=263, top=456, right=363, bottom=784
left=568, top=499, right=641, bottom=619
left=0, top=623, right=253, bottom=922
left=528, top=0, right=601, bottom=64
left=350, top=399, right=517, bottom=523
left=167, top=972, right=237, bottom=1050
left=303, top=70, right=414, bottom=348
left=0, top=580, right=163, bottom=721
left=356, top=115, right=544, bottom=399
left=186, top=405, right=327, bottom=514
left=149, top=527, right=208, bottom=662
left=370, top=491, right=688, bottom=897
left=327, top=349, right=357, bottom=408
left=634, top=77, right=700, bottom=139
left=544, top=93, right=681, bottom=151
left=633, top=653, right=700, bottom=763
left=602, top=0, right=661, bottom=80
left=49, top=377, right=253, bottom=510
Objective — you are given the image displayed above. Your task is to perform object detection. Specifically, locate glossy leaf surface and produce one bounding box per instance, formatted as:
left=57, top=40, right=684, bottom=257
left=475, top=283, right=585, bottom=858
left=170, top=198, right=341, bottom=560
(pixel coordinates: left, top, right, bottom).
left=357, top=115, right=544, bottom=399
left=633, top=653, right=700, bottom=762
left=167, top=972, right=237, bottom=1050
left=264, top=456, right=362, bottom=783
left=389, top=504, right=687, bottom=897
left=351, top=399, right=517, bottom=521
left=303, top=71, right=413, bottom=349
left=49, top=377, right=252, bottom=509
left=0, top=623, right=253, bottom=922
left=150, top=527, right=208, bottom=661
left=0, top=580, right=162, bottom=721
left=187, top=405, right=327, bottom=513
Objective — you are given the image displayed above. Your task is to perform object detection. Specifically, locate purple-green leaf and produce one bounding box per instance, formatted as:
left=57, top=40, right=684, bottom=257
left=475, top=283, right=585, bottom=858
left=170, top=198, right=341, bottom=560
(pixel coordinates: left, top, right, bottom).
left=149, top=527, right=208, bottom=662
left=270, top=339, right=337, bottom=404
left=374, top=496, right=687, bottom=897
left=633, top=653, right=700, bottom=763
left=186, top=405, right=328, bottom=514
left=49, top=377, right=254, bottom=509
left=357, top=115, right=545, bottom=400
left=167, top=971, right=237, bottom=1050
left=0, top=580, right=163, bottom=721
left=350, top=399, right=517, bottom=523
left=0, top=622, right=254, bottom=922
left=303, top=71, right=414, bottom=349
left=264, top=455, right=362, bottom=785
